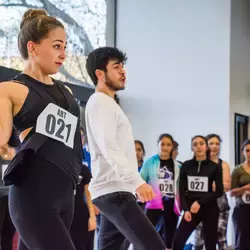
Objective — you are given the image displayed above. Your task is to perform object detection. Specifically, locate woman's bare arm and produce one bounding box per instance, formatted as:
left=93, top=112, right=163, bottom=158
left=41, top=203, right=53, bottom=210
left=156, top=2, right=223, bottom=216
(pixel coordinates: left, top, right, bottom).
left=84, top=184, right=95, bottom=219
left=0, top=83, right=13, bottom=147
left=222, top=161, right=231, bottom=192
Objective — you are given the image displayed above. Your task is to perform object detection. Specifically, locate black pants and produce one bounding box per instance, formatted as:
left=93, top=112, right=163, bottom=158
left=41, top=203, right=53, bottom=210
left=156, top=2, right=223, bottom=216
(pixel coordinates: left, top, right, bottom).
left=146, top=199, right=178, bottom=248
left=70, top=227, right=94, bottom=250
left=70, top=202, right=94, bottom=250
left=0, top=195, right=15, bottom=250
left=93, top=192, right=166, bottom=250
left=233, top=205, right=250, bottom=250
left=9, top=157, right=75, bottom=250
left=172, top=202, right=219, bottom=250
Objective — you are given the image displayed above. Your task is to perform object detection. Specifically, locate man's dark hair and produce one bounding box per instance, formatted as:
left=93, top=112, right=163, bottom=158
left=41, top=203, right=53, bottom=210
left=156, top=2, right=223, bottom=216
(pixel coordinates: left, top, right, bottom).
left=86, top=47, right=127, bottom=86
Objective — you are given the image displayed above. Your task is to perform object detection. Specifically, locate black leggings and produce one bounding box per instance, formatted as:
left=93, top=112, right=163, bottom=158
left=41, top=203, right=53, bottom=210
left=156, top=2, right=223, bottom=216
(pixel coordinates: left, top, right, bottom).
left=146, top=199, right=178, bottom=248
left=172, top=202, right=219, bottom=250
left=233, top=205, right=250, bottom=250
left=9, top=156, right=75, bottom=250
left=0, top=195, right=16, bottom=250
left=70, top=204, right=94, bottom=250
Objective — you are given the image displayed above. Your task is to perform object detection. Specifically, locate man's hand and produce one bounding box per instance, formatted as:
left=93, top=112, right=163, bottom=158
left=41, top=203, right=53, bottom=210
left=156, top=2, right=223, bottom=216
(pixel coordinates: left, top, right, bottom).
left=94, top=205, right=100, bottom=215
left=136, top=183, right=156, bottom=203
left=88, top=216, right=97, bottom=231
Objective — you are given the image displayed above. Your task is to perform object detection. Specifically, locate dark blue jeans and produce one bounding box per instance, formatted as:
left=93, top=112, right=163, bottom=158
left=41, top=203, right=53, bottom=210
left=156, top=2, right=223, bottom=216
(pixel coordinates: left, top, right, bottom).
left=93, top=192, right=166, bottom=250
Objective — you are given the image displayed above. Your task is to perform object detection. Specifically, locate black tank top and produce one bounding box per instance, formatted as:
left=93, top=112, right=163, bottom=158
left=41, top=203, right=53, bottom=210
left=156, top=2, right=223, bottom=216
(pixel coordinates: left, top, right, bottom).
left=4, top=73, right=83, bottom=186
left=13, top=74, right=72, bottom=132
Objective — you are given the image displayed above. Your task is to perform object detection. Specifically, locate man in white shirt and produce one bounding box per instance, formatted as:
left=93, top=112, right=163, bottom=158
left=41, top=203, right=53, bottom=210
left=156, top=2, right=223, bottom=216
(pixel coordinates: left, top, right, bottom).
left=85, top=47, right=166, bottom=250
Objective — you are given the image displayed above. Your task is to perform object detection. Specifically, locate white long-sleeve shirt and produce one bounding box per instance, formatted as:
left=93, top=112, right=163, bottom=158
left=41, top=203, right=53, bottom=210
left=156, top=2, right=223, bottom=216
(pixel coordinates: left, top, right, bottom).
left=85, top=92, right=145, bottom=200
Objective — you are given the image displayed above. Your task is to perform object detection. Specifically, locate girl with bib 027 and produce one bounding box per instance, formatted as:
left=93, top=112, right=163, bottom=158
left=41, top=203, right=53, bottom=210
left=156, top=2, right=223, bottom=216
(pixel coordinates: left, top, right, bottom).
left=0, top=9, right=82, bottom=250
left=231, top=139, right=250, bottom=250
left=193, top=134, right=231, bottom=250
left=172, top=135, right=223, bottom=250
left=140, top=133, right=181, bottom=250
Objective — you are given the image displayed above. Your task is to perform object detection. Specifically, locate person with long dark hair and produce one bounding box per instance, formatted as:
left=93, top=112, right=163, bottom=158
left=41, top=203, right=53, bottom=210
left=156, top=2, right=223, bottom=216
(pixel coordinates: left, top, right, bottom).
left=193, top=134, right=230, bottom=250
left=172, top=135, right=223, bottom=250
left=140, top=133, right=181, bottom=250
left=172, top=141, right=182, bottom=164
left=135, top=140, right=145, bottom=172
left=231, top=139, right=250, bottom=250
left=0, top=9, right=83, bottom=250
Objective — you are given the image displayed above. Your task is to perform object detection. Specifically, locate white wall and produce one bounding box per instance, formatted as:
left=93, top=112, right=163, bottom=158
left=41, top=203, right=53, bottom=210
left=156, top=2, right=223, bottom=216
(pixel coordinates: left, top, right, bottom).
left=116, top=0, right=233, bottom=246
left=116, top=0, right=231, bottom=163
left=230, top=0, right=250, bottom=166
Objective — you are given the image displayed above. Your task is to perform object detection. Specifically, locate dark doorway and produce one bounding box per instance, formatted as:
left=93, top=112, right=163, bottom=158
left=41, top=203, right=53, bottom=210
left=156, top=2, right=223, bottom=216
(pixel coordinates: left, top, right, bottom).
left=235, top=113, right=249, bottom=165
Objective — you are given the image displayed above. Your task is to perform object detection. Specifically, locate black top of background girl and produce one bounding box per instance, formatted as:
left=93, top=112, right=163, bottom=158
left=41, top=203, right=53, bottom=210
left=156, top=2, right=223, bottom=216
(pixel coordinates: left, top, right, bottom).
left=180, top=135, right=223, bottom=211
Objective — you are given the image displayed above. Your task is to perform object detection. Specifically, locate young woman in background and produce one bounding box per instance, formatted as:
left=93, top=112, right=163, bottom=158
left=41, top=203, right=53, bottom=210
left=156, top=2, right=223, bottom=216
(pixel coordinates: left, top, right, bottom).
left=231, top=139, right=250, bottom=250
left=193, top=134, right=230, bottom=250
left=172, top=135, right=223, bottom=250
left=140, top=134, right=181, bottom=250
left=135, top=140, right=145, bottom=172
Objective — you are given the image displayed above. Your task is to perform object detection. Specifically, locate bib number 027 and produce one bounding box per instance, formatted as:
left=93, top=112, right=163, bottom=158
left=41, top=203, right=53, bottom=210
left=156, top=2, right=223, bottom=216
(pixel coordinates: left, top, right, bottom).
left=188, top=176, right=208, bottom=192
left=189, top=181, right=204, bottom=191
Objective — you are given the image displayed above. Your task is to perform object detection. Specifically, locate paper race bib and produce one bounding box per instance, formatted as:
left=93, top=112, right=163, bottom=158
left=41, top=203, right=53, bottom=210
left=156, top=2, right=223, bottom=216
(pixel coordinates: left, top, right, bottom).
left=2, top=165, right=8, bottom=181
left=242, top=191, right=250, bottom=204
left=188, top=176, right=208, bottom=192
left=159, top=179, right=174, bottom=196
left=36, top=103, right=78, bottom=148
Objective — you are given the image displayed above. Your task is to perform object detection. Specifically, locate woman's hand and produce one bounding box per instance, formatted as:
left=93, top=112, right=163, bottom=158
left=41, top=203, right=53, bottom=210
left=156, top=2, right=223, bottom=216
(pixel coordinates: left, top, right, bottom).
left=190, top=201, right=200, bottom=214
left=184, top=211, right=192, bottom=222
left=212, top=181, right=216, bottom=192
left=0, top=144, right=15, bottom=160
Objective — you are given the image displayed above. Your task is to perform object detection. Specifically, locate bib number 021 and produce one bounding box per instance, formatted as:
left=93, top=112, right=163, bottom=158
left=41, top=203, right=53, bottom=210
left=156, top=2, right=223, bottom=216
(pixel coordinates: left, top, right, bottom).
left=36, top=103, right=78, bottom=148
left=45, top=114, right=71, bottom=142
